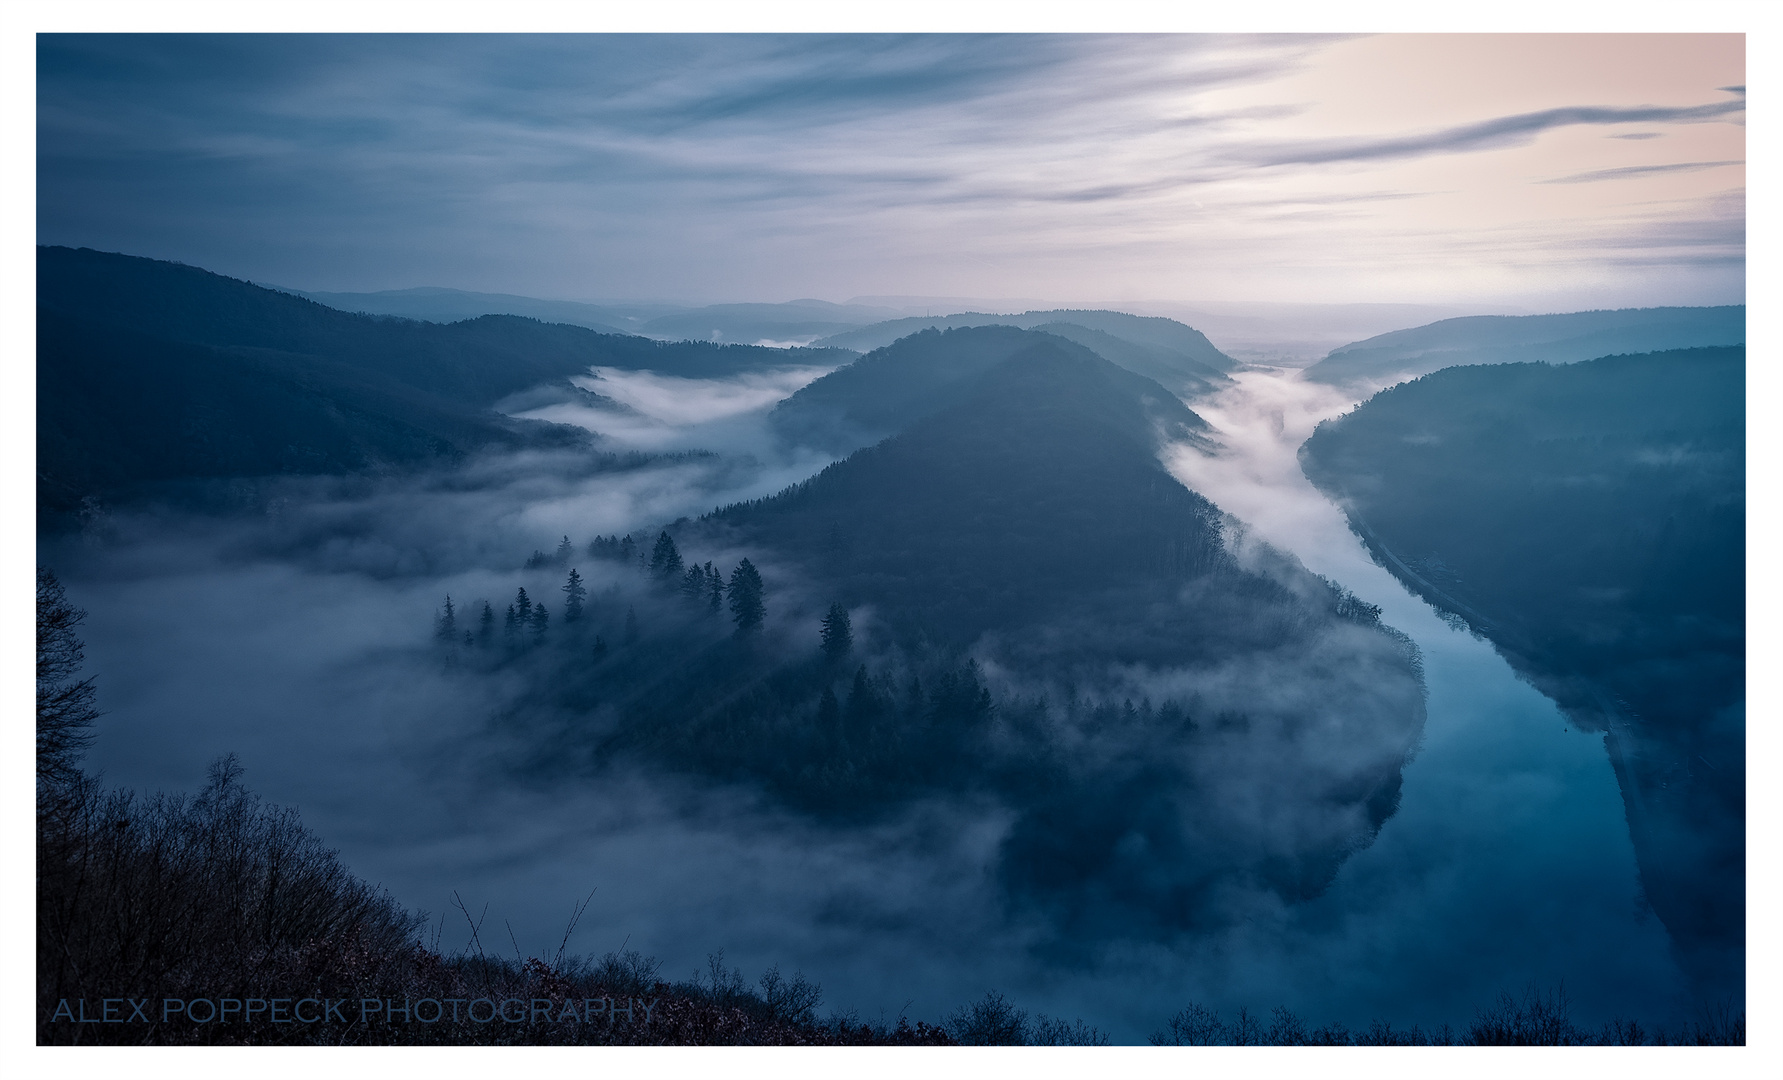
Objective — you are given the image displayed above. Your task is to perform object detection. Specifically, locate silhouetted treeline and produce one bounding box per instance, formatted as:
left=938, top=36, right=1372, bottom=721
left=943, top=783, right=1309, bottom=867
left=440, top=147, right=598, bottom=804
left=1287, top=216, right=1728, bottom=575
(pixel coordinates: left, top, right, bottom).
left=1145, top=986, right=1743, bottom=1046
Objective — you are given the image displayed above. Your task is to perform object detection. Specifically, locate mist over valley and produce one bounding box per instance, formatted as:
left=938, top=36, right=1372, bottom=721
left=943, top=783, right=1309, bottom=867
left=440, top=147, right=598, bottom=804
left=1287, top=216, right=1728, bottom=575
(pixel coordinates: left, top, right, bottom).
left=36, top=247, right=1746, bottom=1043
left=34, top=30, right=1749, bottom=1050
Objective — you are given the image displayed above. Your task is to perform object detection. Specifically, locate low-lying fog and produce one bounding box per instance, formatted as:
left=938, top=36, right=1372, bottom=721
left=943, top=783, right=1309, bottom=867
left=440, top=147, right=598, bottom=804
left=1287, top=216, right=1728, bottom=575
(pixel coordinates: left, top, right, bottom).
left=53, top=354, right=1689, bottom=1042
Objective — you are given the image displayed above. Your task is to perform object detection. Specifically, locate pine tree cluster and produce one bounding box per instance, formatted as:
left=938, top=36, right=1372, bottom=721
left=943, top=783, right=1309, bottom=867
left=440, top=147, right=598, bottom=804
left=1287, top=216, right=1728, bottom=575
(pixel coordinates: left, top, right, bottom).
left=429, top=529, right=773, bottom=657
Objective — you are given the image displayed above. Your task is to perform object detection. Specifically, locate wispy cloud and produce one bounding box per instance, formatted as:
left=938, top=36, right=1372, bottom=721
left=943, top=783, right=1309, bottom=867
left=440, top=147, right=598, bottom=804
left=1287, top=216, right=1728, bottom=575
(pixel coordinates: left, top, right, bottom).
left=1238, top=99, right=1745, bottom=169
left=1537, top=159, right=1743, bottom=185
left=36, top=34, right=1745, bottom=308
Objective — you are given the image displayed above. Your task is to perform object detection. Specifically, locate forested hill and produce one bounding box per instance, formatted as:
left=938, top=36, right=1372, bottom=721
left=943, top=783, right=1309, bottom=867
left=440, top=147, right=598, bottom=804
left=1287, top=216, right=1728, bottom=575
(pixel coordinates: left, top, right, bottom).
left=770, top=325, right=1214, bottom=457
left=1299, top=346, right=1744, bottom=995
left=35, top=248, right=851, bottom=525
left=818, top=308, right=1233, bottom=366
left=39, top=247, right=854, bottom=389
left=488, top=338, right=1426, bottom=938
left=1301, top=305, right=1744, bottom=388
left=811, top=309, right=1235, bottom=397
left=728, top=340, right=1221, bottom=644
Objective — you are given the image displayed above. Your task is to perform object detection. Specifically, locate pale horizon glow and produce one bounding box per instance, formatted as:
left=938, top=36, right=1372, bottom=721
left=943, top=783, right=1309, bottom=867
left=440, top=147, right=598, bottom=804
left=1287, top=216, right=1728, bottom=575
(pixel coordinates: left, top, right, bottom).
left=37, top=34, right=1744, bottom=311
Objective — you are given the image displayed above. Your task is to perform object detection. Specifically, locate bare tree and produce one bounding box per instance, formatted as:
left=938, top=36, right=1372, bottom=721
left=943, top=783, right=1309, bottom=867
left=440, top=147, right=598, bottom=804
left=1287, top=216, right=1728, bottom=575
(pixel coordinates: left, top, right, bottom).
left=37, top=567, right=99, bottom=795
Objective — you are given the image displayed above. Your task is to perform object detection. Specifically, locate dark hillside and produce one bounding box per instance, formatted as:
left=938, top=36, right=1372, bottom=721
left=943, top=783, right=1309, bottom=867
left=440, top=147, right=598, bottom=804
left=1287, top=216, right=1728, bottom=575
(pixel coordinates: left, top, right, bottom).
left=1028, top=321, right=1227, bottom=398
left=814, top=308, right=1237, bottom=379
left=1300, top=347, right=1744, bottom=994
left=640, top=299, right=902, bottom=343
left=36, top=309, right=586, bottom=519
left=35, top=248, right=852, bottom=524
left=39, top=247, right=854, bottom=392
left=736, top=341, right=1220, bottom=643
left=770, top=325, right=1212, bottom=457
left=490, top=342, right=1425, bottom=940
left=1302, top=306, right=1744, bottom=387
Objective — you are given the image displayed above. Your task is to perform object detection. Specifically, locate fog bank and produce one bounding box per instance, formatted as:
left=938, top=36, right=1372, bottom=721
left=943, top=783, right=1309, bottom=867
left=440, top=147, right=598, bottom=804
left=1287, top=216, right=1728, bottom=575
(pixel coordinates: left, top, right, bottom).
left=51, top=363, right=1690, bottom=1041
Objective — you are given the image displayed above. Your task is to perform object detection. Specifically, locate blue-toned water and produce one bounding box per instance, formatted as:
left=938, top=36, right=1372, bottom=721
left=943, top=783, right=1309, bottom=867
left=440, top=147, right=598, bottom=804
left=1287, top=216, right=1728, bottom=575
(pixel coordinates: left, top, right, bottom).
left=66, top=367, right=1687, bottom=1042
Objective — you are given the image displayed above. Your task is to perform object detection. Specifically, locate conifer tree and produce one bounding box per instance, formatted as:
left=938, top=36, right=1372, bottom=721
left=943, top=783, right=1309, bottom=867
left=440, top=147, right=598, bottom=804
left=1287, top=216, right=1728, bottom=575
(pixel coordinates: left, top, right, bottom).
left=706, top=562, right=724, bottom=615
left=844, top=664, right=878, bottom=738
left=478, top=601, right=495, bottom=647
left=504, top=604, right=518, bottom=638
left=555, top=535, right=574, bottom=565
left=515, top=587, right=532, bottom=625
left=434, top=596, right=457, bottom=644
left=649, top=531, right=684, bottom=584
left=681, top=564, right=706, bottom=604
left=846, top=665, right=872, bottom=711
left=592, top=635, right=608, bottom=661
left=817, top=686, right=841, bottom=748
left=820, top=602, right=853, bottom=659
left=562, top=569, right=587, bottom=622
left=728, top=559, right=765, bottom=634
left=531, top=602, right=550, bottom=641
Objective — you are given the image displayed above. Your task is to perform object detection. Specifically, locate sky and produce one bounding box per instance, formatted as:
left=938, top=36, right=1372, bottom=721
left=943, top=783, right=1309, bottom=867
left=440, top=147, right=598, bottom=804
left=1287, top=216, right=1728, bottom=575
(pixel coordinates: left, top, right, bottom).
left=35, top=32, right=1745, bottom=310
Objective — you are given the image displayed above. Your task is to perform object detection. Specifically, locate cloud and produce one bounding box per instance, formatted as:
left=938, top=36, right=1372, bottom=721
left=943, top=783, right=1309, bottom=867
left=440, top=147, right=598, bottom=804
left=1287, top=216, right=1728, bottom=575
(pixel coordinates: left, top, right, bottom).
left=35, top=34, right=1746, bottom=325
left=1238, top=99, right=1746, bottom=169
left=1536, top=159, right=1743, bottom=185
left=509, top=366, right=844, bottom=472
left=574, top=365, right=836, bottom=429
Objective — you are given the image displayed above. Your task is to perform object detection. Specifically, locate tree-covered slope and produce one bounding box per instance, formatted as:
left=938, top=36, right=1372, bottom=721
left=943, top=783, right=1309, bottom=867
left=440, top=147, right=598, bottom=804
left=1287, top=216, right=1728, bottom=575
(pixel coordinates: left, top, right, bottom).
left=736, top=340, right=1221, bottom=643
left=489, top=341, right=1426, bottom=942
left=769, top=325, right=1214, bottom=457
left=1299, top=346, right=1744, bottom=992
left=812, top=308, right=1235, bottom=397
left=35, top=309, right=593, bottom=520
left=818, top=308, right=1232, bottom=364
left=1025, top=321, right=1228, bottom=398
left=40, top=247, right=855, bottom=389
left=35, top=248, right=852, bottom=523
left=1301, top=306, right=1744, bottom=388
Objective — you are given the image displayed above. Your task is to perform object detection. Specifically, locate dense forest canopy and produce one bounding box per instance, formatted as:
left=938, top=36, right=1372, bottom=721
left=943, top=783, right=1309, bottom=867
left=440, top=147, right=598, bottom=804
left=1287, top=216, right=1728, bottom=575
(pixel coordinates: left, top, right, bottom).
left=769, top=325, right=1214, bottom=458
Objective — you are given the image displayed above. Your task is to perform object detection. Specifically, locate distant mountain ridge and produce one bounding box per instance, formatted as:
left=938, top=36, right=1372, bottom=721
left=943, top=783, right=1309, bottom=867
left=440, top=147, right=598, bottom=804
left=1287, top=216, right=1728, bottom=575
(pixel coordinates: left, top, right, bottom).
left=1301, top=306, right=1744, bottom=387
left=288, top=285, right=643, bottom=335
left=35, top=247, right=851, bottom=525
left=293, top=286, right=906, bottom=344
